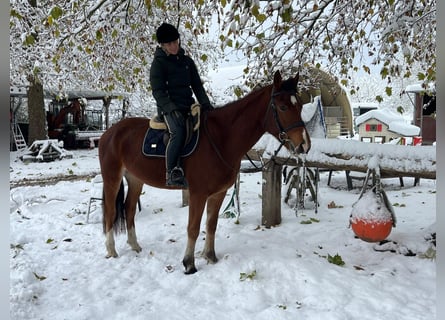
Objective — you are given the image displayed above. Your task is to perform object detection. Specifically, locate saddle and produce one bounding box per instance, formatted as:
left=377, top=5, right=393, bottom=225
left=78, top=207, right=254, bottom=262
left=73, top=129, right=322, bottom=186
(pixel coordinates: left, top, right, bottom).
left=142, top=104, right=201, bottom=157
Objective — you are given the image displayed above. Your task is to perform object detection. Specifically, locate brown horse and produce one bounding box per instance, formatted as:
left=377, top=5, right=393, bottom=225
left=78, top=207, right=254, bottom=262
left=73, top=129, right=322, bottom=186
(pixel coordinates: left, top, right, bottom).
left=98, top=70, right=311, bottom=274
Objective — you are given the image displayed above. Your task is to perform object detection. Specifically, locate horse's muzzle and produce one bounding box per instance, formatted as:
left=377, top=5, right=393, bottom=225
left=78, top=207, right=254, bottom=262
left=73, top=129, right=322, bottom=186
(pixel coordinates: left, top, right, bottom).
left=295, top=142, right=310, bottom=154
left=293, top=129, right=311, bottom=155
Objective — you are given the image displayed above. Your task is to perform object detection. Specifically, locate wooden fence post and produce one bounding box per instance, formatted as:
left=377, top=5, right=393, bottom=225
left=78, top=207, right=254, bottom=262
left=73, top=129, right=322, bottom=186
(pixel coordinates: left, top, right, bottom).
left=262, top=158, right=282, bottom=227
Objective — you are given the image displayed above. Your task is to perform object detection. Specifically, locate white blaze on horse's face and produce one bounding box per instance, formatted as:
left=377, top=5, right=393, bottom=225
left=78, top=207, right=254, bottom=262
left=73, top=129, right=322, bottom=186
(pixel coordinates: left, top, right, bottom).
left=278, top=93, right=311, bottom=155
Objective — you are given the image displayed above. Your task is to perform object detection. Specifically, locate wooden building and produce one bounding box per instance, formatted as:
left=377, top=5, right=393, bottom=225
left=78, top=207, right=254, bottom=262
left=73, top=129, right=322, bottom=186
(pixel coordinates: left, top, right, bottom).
left=355, top=109, right=420, bottom=144
left=404, top=83, right=436, bottom=145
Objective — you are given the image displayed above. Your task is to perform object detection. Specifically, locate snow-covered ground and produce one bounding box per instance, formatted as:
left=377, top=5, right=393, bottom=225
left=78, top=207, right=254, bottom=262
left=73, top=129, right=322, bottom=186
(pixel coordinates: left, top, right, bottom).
left=9, top=63, right=437, bottom=319
left=10, top=148, right=436, bottom=320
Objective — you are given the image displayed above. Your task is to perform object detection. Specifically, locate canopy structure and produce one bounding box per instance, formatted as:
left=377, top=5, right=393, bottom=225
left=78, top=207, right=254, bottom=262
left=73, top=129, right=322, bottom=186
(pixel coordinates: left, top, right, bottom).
left=10, top=86, right=128, bottom=101
left=10, top=86, right=131, bottom=150
left=299, top=66, right=353, bottom=137
left=44, top=89, right=129, bottom=102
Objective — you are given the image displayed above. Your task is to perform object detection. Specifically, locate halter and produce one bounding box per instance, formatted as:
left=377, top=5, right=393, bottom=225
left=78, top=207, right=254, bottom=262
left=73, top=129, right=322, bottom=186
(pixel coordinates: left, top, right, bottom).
left=267, top=88, right=306, bottom=156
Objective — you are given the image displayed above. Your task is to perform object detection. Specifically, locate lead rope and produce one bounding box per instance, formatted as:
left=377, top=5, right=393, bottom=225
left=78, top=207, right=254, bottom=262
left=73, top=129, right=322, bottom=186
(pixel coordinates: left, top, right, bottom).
left=294, top=153, right=306, bottom=214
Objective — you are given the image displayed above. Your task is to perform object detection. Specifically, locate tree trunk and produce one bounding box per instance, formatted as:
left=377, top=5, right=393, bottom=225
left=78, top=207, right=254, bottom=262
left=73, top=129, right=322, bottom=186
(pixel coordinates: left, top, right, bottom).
left=27, top=76, right=47, bottom=144
left=104, top=97, right=111, bottom=129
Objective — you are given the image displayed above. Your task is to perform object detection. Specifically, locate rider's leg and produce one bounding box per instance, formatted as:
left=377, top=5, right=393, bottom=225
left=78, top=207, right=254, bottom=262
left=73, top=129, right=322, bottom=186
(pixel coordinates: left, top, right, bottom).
left=164, top=110, right=188, bottom=187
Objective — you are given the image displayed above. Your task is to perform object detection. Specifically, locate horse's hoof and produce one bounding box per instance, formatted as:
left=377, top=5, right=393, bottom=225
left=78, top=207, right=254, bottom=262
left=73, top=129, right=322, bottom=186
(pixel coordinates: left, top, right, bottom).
left=203, top=251, right=218, bottom=264
left=105, top=250, right=118, bottom=258
left=207, top=257, right=218, bottom=264
left=128, top=242, right=142, bottom=253
left=184, top=266, right=198, bottom=275
left=183, top=257, right=197, bottom=274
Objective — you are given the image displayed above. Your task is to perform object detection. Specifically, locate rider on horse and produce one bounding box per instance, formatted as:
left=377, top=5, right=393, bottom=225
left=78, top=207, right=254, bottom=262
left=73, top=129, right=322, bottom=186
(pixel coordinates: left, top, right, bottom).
left=150, top=22, right=214, bottom=188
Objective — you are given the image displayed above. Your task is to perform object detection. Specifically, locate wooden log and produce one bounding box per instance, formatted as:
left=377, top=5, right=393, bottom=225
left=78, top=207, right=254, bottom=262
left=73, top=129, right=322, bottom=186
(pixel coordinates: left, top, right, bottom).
left=261, top=160, right=282, bottom=227
left=272, top=158, right=435, bottom=180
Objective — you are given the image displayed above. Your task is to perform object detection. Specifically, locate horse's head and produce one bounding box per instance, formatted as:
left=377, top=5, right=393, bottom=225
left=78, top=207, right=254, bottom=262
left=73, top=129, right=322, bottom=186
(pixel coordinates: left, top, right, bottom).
left=265, top=70, right=311, bottom=154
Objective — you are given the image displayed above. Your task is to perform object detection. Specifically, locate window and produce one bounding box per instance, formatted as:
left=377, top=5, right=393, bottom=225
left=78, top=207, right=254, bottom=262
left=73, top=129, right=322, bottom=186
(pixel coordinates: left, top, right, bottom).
left=365, top=124, right=382, bottom=132
left=361, top=137, right=372, bottom=143
left=422, top=94, right=436, bottom=116
left=374, top=136, right=385, bottom=144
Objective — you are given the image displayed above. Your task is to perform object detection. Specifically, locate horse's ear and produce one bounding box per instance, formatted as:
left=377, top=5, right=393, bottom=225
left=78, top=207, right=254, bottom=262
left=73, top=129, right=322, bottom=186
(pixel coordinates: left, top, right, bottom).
left=295, top=72, right=299, bottom=84
left=273, top=70, right=282, bottom=87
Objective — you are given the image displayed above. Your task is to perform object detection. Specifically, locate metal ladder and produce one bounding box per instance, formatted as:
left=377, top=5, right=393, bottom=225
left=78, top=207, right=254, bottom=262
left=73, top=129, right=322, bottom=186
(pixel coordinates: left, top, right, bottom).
left=11, top=121, right=27, bottom=151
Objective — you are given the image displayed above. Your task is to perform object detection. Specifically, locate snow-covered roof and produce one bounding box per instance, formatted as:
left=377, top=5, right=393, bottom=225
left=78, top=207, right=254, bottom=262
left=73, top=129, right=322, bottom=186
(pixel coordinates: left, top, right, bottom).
left=405, top=82, right=435, bottom=93
left=388, top=121, right=420, bottom=137
left=351, top=102, right=379, bottom=109
left=355, top=109, right=399, bottom=125
left=45, top=89, right=129, bottom=101
left=10, top=86, right=128, bottom=100
left=355, top=109, right=420, bottom=136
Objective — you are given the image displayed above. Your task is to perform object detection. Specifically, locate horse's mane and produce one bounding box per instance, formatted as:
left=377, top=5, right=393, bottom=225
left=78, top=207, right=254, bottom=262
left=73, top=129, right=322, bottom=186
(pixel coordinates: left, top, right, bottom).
left=217, top=76, right=297, bottom=110
left=252, top=76, right=297, bottom=93
left=220, top=83, right=270, bottom=109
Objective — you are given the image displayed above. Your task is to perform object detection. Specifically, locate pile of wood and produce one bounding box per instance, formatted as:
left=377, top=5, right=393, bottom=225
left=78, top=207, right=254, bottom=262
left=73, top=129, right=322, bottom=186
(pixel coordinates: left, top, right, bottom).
left=20, top=139, right=73, bottom=163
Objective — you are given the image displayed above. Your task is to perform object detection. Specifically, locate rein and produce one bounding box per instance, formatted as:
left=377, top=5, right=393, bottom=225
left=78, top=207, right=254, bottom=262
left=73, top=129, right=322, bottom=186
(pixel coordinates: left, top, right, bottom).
left=203, top=111, right=238, bottom=172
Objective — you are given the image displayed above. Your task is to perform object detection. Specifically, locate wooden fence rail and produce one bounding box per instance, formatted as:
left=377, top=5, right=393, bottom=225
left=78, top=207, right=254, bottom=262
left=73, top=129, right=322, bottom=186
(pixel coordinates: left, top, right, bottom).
left=184, top=138, right=436, bottom=228
left=254, top=137, right=436, bottom=227
left=253, top=137, right=436, bottom=179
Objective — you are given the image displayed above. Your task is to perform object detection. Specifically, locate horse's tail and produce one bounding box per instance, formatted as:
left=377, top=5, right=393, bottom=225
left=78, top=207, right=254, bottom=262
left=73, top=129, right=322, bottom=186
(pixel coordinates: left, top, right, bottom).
left=102, top=180, right=126, bottom=234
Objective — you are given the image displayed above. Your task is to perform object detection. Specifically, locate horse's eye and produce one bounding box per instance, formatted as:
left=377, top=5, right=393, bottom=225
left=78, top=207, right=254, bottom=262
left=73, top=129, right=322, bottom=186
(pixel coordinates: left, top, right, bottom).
left=279, top=105, right=288, bottom=111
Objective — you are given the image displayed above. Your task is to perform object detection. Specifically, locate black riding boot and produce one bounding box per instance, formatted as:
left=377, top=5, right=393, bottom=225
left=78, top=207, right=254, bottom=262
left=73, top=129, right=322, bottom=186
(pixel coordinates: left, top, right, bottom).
left=164, top=111, right=188, bottom=188
left=166, top=166, right=188, bottom=188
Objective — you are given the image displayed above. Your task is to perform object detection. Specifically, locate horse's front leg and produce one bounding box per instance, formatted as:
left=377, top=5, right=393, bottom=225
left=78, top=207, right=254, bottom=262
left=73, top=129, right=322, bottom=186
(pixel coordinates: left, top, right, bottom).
left=183, top=194, right=207, bottom=274
left=202, top=191, right=226, bottom=264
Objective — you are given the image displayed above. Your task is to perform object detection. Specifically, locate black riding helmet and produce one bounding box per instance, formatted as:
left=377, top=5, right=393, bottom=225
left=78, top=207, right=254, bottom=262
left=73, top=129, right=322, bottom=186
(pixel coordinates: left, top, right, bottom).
left=156, top=23, right=180, bottom=43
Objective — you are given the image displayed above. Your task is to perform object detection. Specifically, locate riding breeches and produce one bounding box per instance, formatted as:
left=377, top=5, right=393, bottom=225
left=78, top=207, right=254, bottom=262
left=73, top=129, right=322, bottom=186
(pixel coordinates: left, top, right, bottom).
left=164, top=110, right=187, bottom=172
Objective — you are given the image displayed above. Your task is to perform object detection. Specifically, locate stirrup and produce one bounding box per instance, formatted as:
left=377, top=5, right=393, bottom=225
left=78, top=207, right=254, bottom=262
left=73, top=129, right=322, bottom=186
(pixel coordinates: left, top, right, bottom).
left=166, top=167, right=188, bottom=188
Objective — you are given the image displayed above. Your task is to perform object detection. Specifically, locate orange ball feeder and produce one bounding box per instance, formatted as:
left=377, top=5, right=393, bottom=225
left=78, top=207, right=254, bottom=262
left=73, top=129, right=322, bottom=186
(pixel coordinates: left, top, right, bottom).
left=350, top=181, right=396, bottom=243
left=350, top=218, right=393, bottom=243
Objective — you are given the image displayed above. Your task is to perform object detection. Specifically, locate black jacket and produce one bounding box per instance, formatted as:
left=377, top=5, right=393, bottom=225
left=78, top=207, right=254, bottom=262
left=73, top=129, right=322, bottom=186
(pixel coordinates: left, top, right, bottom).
left=149, top=47, right=211, bottom=114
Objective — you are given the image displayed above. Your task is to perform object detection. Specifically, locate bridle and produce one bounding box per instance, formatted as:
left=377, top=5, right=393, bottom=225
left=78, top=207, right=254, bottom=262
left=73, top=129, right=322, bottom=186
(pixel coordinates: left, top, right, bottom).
left=266, top=88, right=306, bottom=156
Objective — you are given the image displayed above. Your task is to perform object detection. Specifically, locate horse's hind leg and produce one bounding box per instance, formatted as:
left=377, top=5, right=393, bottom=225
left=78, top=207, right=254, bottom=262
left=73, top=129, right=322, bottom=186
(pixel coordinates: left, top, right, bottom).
left=124, top=173, right=144, bottom=253
left=202, top=191, right=226, bottom=264
left=102, top=176, right=123, bottom=258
